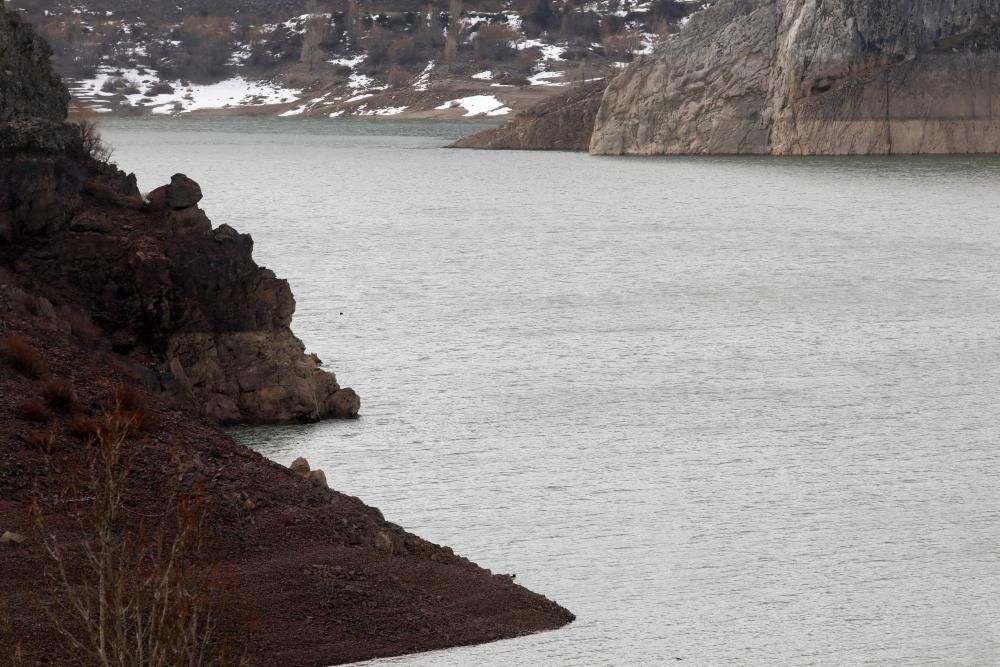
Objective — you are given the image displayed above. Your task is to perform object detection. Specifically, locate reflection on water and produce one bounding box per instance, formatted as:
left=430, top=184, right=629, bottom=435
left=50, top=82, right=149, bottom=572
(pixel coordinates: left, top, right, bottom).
left=103, top=117, right=1000, bottom=666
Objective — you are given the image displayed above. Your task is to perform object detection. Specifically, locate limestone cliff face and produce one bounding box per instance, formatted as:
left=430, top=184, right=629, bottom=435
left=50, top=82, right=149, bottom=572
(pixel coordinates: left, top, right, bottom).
left=591, top=0, right=1000, bottom=155
left=0, top=5, right=359, bottom=424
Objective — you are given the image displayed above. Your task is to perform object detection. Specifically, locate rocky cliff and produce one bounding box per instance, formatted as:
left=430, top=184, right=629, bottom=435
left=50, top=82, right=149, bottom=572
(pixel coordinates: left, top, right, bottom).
left=1, top=10, right=358, bottom=424
left=0, top=8, right=68, bottom=123
left=452, top=80, right=606, bottom=151
left=590, top=0, right=1000, bottom=155
left=0, top=7, right=573, bottom=665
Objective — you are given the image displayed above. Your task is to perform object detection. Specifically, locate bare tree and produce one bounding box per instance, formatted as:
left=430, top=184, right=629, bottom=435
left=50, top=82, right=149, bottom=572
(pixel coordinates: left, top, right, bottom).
left=445, top=0, right=463, bottom=71
left=74, top=119, right=115, bottom=164
left=301, top=0, right=330, bottom=72
left=346, top=0, right=363, bottom=49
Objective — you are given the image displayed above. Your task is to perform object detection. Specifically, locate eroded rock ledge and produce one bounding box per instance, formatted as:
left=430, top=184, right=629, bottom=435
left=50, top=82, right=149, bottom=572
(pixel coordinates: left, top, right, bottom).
left=590, top=0, right=1000, bottom=155
left=1, top=161, right=360, bottom=423
left=1, top=9, right=358, bottom=424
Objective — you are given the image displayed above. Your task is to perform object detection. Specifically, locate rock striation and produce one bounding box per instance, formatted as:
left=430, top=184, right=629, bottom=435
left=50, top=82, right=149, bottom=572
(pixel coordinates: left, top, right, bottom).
left=590, top=0, right=1000, bottom=155
left=0, top=8, right=358, bottom=425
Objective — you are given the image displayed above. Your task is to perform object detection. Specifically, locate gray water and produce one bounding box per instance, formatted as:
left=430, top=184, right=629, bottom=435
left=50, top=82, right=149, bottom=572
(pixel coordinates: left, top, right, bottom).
left=101, top=117, right=1000, bottom=666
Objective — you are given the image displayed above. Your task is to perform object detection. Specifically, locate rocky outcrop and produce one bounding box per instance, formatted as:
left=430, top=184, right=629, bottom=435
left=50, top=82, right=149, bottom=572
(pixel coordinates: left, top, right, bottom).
left=0, top=8, right=68, bottom=123
left=0, top=284, right=574, bottom=667
left=452, top=80, right=607, bottom=151
left=0, top=6, right=358, bottom=425
left=0, top=9, right=574, bottom=665
left=167, top=330, right=359, bottom=423
left=288, top=456, right=330, bottom=487
left=590, top=0, right=1000, bottom=155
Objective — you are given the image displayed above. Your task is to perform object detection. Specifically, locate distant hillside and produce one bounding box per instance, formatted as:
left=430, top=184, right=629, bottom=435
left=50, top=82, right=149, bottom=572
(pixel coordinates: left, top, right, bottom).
left=7, top=0, right=709, bottom=118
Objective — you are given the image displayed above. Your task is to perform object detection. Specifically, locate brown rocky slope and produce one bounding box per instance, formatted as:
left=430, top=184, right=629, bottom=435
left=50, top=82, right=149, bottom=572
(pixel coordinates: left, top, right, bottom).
left=0, top=6, right=573, bottom=665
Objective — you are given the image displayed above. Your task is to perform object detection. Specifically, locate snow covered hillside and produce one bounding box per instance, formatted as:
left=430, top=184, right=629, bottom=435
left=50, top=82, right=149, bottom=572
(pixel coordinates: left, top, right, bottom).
left=9, top=0, right=711, bottom=118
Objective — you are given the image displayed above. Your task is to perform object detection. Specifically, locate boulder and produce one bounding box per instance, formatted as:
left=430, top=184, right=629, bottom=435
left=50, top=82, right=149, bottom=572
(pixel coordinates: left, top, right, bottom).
left=329, top=388, right=361, bottom=419
left=166, top=173, right=202, bottom=209
left=306, top=469, right=328, bottom=487
left=145, top=184, right=169, bottom=209
left=289, top=457, right=311, bottom=475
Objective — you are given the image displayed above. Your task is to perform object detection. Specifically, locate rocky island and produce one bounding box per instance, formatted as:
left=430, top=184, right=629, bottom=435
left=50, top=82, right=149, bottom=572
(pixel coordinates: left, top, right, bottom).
left=0, top=6, right=573, bottom=665
left=461, top=0, right=1000, bottom=154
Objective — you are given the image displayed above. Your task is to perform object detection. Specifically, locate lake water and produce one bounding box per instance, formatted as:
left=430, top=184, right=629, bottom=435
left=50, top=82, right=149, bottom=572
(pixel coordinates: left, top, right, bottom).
left=101, top=117, right=1000, bottom=666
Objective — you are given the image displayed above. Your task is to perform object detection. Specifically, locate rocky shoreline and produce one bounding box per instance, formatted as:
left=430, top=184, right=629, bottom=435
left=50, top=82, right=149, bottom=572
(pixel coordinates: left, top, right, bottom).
left=457, top=0, right=1000, bottom=155
left=0, top=6, right=573, bottom=664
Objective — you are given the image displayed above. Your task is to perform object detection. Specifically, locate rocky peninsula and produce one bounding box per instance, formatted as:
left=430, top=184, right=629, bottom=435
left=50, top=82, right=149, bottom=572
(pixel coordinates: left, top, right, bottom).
left=460, top=0, right=1000, bottom=155
left=0, top=6, right=573, bottom=665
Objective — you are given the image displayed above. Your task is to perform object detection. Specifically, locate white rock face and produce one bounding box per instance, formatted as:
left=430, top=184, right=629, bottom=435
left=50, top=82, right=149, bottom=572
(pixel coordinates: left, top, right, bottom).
left=590, top=0, right=1000, bottom=155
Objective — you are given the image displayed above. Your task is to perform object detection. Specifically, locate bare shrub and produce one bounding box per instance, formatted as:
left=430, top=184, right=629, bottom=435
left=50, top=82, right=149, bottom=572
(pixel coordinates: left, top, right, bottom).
left=144, top=82, right=176, bottom=97
left=364, top=25, right=394, bottom=68
left=41, top=379, right=77, bottom=413
left=515, top=50, right=540, bottom=74
left=69, top=415, right=101, bottom=442
left=25, top=430, right=57, bottom=456
left=601, top=31, right=644, bottom=61
left=172, top=16, right=236, bottom=82
left=74, top=120, right=115, bottom=163
left=30, top=405, right=247, bottom=667
left=113, top=383, right=145, bottom=415
left=475, top=24, right=518, bottom=62
left=16, top=400, right=52, bottom=424
left=0, top=336, right=49, bottom=379
left=387, top=67, right=413, bottom=89
left=387, top=35, right=420, bottom=66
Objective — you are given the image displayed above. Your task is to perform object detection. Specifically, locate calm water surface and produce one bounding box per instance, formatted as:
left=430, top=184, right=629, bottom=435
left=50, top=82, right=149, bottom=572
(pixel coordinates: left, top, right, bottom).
left=101, top=117, right=1000, bottom=666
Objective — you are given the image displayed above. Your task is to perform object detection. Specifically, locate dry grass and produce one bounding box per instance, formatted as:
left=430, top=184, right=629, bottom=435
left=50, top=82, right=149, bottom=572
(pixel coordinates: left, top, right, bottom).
left=0, top=336, right=49, bottom=379
left=29, top=405, right=248, bottom=666
left=69, top=415, right=101, bottom=442
left=16, top=400, right=52, bottom=424
left=24, top=430, right=57, bottom=456
left=41, top=379, right=77, bottom=412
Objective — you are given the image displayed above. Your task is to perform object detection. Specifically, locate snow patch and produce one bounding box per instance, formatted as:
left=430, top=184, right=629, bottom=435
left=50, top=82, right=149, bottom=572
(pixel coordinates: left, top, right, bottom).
left=357, top=105, right=408, bottom=116
left=436, top=95, right=510, bottom=117
left=519, top=39, right=566, bottom=61
left=329, top=54, right=366, bottom=69
left=70, top=67, right=302, bottom=115
left=528, top=70, right=567, bottom=87
left=413, top=61, right=435, bottom=92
